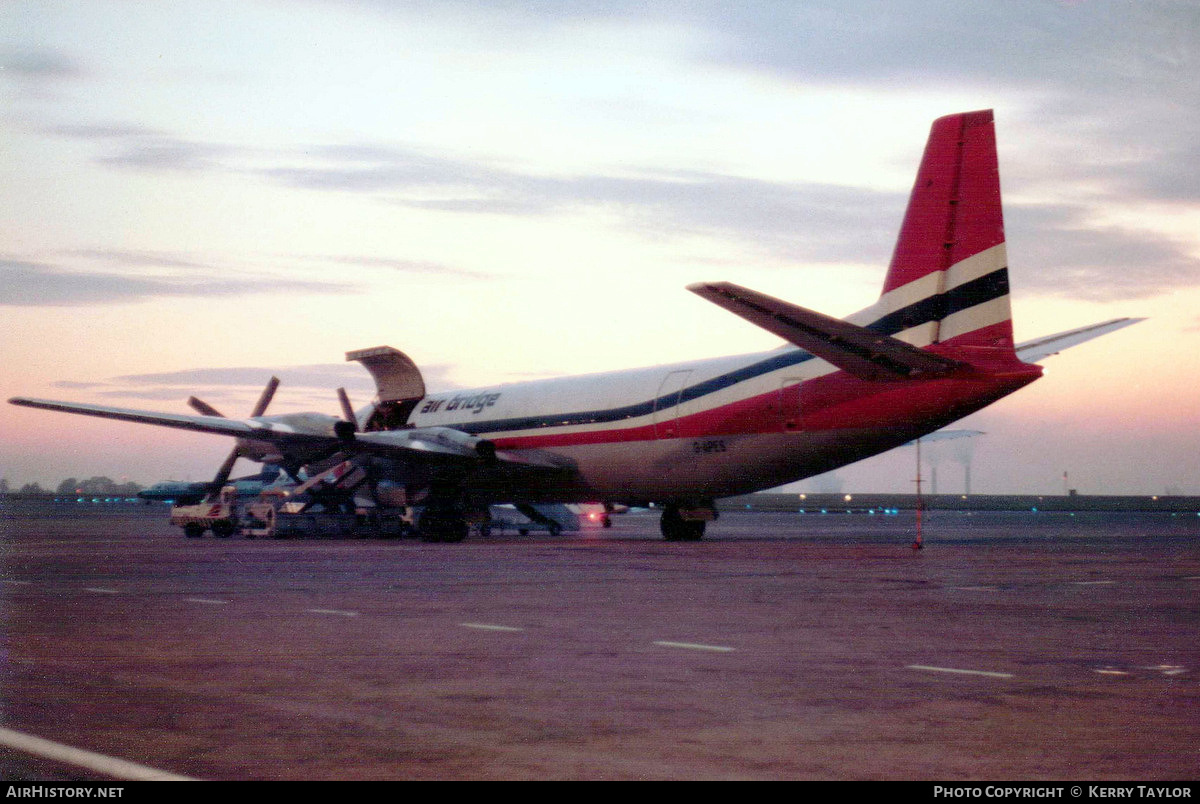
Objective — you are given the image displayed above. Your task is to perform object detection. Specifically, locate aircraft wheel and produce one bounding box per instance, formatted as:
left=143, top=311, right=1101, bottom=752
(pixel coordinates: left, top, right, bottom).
left=419, top=509, right=468, bottom=543
left=660, top=506, right=705, bottom=542
left=441, top=521, right=468, bottom=543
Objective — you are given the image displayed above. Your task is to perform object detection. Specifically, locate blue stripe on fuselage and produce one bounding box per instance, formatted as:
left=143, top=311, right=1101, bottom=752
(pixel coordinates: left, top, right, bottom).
left=446, top=268, right=1008, bottom=436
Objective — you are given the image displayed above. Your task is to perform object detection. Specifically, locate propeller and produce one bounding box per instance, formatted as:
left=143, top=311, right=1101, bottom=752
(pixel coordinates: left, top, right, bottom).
left=195, top=377, right=280, bottom=498
left=335, top=387, right=358, bottom=442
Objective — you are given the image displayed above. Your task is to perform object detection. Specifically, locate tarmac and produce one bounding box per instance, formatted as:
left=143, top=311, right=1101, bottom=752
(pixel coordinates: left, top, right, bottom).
left=1, top=498, right=1197, bottom=780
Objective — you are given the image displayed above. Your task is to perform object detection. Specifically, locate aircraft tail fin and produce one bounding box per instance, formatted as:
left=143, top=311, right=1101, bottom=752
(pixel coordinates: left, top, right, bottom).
left=873, top=109, right=1014, bottom=352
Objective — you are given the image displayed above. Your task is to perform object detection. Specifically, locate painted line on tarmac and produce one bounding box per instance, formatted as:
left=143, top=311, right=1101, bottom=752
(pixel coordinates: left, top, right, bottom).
left=2, top=580, right=33, bottom=585
left=1070, top=580, right=1116, bottom=586
left=1093, top=668, right=1131, bottom=676
left=84, top=587, right=120, bottom=595
left=1141, top=665, right=1187, bottom=676
left=653, top=640, right=736, bottom=653
left=950, top=586, right=1001, bottom=592
left=906, top=664, right=1014, bottom=679
left=307, top=608, right=359, bottom=617
left=0, top=726, right=196, bottom=782
left=184, top=597, right=229, bottom=605
left=460, top=623, right=524, bottom=632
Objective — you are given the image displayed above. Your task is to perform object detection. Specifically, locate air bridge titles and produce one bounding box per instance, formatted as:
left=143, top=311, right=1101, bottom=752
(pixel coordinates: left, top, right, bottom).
left=420, top=392, right=501, bottom=416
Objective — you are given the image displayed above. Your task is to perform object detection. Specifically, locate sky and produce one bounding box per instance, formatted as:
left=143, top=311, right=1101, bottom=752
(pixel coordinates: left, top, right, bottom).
left=2, top=0, right=1197, bottom=494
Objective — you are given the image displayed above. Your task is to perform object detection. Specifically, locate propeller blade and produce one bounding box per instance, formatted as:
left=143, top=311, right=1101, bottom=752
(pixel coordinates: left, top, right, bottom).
left=249, top=376, right=280, bottom=418
left=208, top=445, right=242, bottom=494
left=337, top=387, right=358, bottom=430
left=188, top=397, right=225, bottom=418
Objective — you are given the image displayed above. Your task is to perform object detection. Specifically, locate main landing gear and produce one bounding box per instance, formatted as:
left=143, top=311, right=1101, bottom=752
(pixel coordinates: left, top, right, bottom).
left=417, top=506, right=469, bottom=543
left=660, top=504, right=706, bottom=542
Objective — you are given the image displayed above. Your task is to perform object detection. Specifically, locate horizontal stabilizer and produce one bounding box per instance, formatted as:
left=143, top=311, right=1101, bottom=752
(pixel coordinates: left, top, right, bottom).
left=1015, top=318, right=1144, bottom=363
left=687, top=282, right=968, bottom=381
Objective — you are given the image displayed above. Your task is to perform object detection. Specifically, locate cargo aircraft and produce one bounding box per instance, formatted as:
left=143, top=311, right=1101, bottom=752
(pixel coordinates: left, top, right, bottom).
left=10, top=111, right=1139, bottom=542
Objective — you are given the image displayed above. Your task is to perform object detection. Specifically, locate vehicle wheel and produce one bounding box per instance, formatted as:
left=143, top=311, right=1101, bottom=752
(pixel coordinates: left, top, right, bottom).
left=184, top=523, right=205, bottom=539
left=419, top=509, right=468, bottom=543
left=548, top=522, right=562, bottom=537
left=212, top=521, right=234, bottom=538
left=440, top=520, right=468, bottom=543
left=660, top=505, right=705, bottom=542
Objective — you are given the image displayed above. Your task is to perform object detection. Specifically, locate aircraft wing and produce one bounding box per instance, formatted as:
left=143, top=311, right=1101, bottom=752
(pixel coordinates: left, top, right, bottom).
left=687, top=281, right=968, bottom=381
left=9, top=398, right=272, bottom=439
left=8, top=397, right=569, bottom=473
left=1015, top=318, right=1144, bottom=363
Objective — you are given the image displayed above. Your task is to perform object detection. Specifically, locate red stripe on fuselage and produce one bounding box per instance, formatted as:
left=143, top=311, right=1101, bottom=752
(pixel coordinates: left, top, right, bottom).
left=487, top=359, right=1040, bottom=451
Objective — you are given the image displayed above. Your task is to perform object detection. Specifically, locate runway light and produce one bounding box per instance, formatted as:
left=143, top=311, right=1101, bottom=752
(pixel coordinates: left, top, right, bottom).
left=844, top=494, right=852, bottom=502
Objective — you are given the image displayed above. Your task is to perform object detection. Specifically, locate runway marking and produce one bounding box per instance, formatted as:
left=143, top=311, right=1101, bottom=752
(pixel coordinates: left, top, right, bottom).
left=1142, top=665, right=1187, bottom=676
left=0, top=726, right=196, bottom=781
left=307, top=608, right=359, bottom=617
left=84, top=587, right=120, bottom=594
left=906, top=664, right=1013, bottom=679
left=460, top=623, right=524, bottom=632
left=1070, top=580, right=1116, bottom=586
left=184, top=597, right=229, bottom=605
left=1093, top=668, right=1130, bottom=676
left=950, top=585, right=1001, bottom=592
left=2, top=580, right=33, bottom=585
left=653, top=640, right=736, bottom=653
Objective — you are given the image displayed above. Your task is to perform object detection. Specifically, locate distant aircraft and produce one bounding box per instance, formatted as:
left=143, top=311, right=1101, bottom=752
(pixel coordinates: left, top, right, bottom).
left=11, top=110, right=1140, bottom=542
left=137, top=466, right=286, bottom=505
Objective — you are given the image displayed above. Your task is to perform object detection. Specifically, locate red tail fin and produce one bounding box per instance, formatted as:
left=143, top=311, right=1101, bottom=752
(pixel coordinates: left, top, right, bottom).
left=882, top=110, right=1014, bottom=350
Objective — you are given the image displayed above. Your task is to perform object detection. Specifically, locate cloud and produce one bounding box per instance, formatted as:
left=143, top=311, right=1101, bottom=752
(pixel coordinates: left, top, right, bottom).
left=48, top=124, right=252, bottom=174
left=72, top=249, right=215, bottom=271
left=111, top=360, right=464, bottom=392
left=98, top=137, right=238, bottom=173
left=24, top=1, right=1197, bottom=300
left=693, top=2, right=1200, bottom=209
left=1006, top=204, right=1200, bottom=300
left=113, top=364, right=377, bottom=390
left=268, top=145, right=907, bottom=263
left=1, top=48, right=83, bottom=80
left=370, top=2, right=1200, bottom=211
left=49, top=360, right=468, bottom=412
left=0, top=259, right=359, bottom=306
left=47, top=123, right=164, bottom=140
left=50, top=381, right=105, bottom=390
left=326, top=256, right=498, bottom=280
